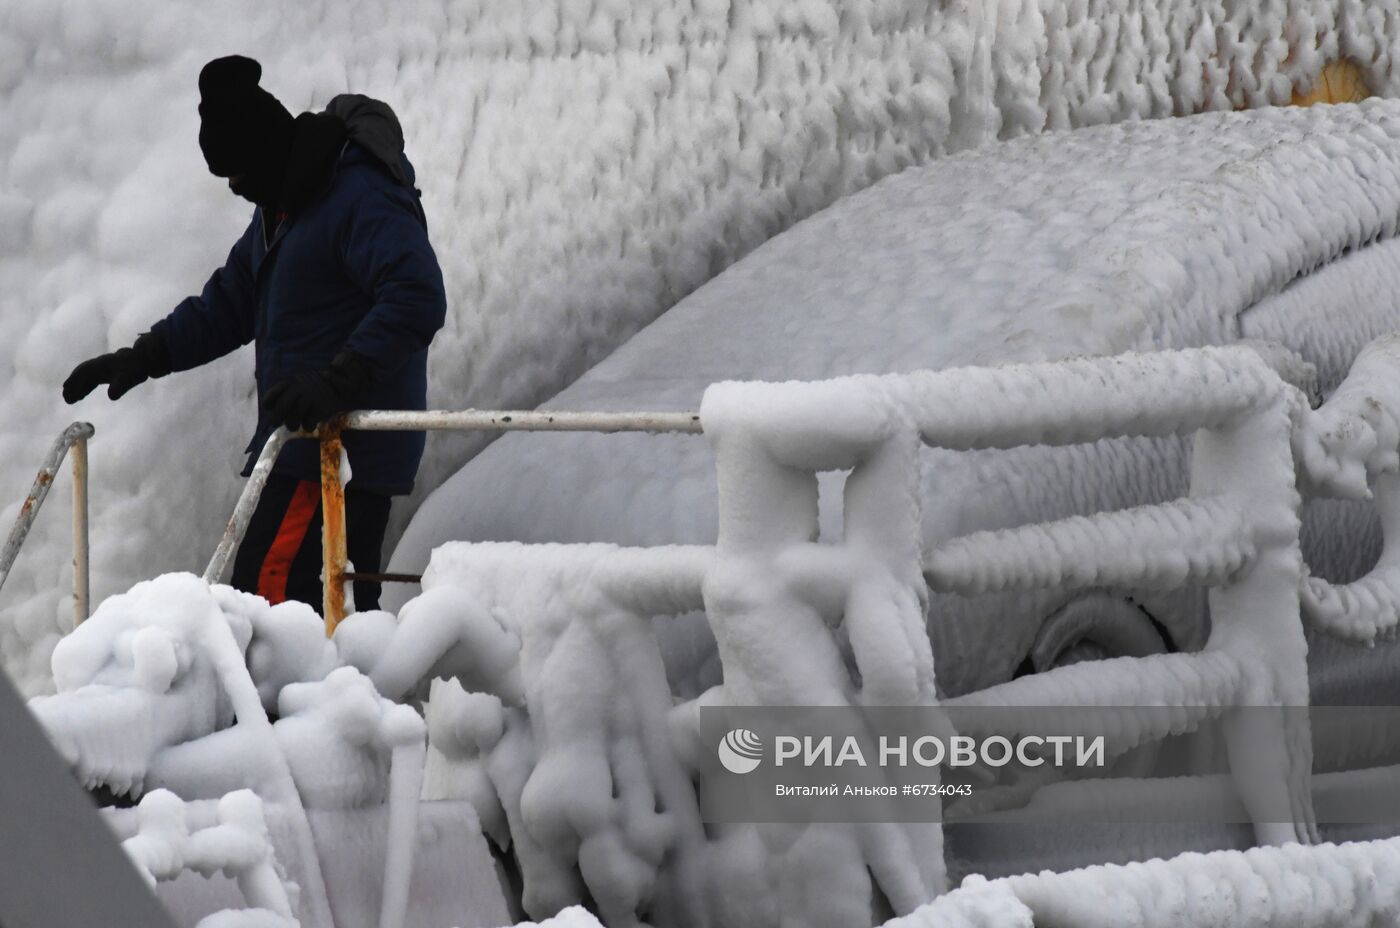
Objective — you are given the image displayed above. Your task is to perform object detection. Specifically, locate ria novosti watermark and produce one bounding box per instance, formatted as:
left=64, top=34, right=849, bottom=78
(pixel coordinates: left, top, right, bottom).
left=718, top=728, right=1106, bottom=774
left=698, top=706, right=1400, bottom=825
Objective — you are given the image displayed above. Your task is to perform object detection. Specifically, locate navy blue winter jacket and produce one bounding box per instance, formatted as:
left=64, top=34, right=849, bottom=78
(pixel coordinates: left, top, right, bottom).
left=152, top=142, right=447, bottom=495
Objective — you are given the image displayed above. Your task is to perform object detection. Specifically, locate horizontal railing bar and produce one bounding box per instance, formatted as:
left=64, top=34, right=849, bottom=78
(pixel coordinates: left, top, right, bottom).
left=344, top=409, right=702, bottom=434
left=343, top=571, right=422, bottom=584
left=926, top=495, right=1255, bottom=596
left=945, top=651, right=1244, bottom=712
left=909, top=348, right=1286, bottom=450
left=205, top=408, right=702, bottom=589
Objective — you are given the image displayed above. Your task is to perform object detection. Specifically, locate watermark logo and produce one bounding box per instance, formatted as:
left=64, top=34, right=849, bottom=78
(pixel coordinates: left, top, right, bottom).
left=718, top=728, right=765, bottom=774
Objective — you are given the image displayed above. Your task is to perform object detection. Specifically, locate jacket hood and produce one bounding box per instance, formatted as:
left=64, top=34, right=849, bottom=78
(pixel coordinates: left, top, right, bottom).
left=324, top=93, right=410, bottom=186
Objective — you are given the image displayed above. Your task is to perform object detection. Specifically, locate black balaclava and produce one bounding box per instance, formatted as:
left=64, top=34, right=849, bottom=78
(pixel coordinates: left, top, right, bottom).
left=198, top=56, right=295, bottom=208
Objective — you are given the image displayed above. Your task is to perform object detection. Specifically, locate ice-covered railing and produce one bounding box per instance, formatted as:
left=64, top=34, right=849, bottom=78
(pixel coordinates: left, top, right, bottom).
left=882, top=837, right=1400, bottom=928
left=185, top=337, right=1400, bottom=926
left=701, top=345, right=1315, bottom=847
left=118, top=789, right=298, bottom=928
left=395, top=337, right=1400, bottom=926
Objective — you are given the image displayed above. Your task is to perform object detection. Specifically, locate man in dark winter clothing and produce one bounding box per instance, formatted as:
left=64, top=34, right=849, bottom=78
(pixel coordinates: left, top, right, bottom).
left=62, top=55, right=446, bottom=612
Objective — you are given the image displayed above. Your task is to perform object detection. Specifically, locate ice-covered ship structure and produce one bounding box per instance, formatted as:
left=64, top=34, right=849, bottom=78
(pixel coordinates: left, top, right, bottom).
left=380, top=101, right=1400, bottom=924
left=18, top=92, right=1400, bottom=928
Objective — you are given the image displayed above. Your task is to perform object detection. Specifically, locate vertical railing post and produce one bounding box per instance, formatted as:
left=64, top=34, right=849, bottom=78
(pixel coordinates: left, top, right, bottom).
left=1190, top=390, right=1317, bottom=845
left=71, top=434, right=89, bottom=628
left=203, top=428, right=294, bottom=585
left=1, top=422, right=94, bottom=605
left=319, top=422, right=349, bottom=636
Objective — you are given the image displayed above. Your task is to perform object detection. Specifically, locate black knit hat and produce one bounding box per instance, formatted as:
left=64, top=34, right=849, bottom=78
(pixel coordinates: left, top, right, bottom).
left=197, top=55, right=294, bottom=177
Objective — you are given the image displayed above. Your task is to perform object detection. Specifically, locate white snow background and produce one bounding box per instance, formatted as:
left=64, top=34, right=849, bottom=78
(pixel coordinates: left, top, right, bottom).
left=6, top=0, right=1400, bottom=695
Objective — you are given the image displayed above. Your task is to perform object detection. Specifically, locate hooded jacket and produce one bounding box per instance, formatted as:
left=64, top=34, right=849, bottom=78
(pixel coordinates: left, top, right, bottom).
left=152, top=96, right=447, bottom=495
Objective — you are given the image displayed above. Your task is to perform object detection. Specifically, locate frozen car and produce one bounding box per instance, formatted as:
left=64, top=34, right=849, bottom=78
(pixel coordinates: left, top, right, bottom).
left=389, top=100, right=1400, bottom=703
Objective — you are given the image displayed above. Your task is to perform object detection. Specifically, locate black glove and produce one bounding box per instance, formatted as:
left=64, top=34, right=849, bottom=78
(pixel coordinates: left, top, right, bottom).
left=62, top=331, right=173, bottom=404
left=262, top=350, right=375, bottom=432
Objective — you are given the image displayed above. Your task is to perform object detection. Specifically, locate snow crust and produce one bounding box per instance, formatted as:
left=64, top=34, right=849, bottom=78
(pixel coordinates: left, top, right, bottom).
left=10, top=1, right=1400, bottom=696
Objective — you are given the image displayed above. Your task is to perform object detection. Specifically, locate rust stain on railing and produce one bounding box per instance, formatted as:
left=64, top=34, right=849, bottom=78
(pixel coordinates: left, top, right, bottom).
left=18, top=472, right=54, bottom=520
left=319, top=419, right=349, bottom=637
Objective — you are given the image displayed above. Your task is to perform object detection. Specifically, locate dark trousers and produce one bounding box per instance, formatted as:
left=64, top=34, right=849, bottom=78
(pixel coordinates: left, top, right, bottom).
left=230, top=474, right=392, bottom=613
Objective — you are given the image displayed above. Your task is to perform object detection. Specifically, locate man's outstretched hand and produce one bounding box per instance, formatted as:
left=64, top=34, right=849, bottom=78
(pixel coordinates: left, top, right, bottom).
left=62, top=332, right=172, bottom=404
left=262, top=350, right=374, bottom=433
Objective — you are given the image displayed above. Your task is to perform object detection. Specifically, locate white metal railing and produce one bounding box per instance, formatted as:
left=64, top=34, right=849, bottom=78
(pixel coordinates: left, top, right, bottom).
left=0, top=421, right=93, bottom=627
left=696, top=345, right=1317, bottom=849
left=202, top=409, right=704, bottom=631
